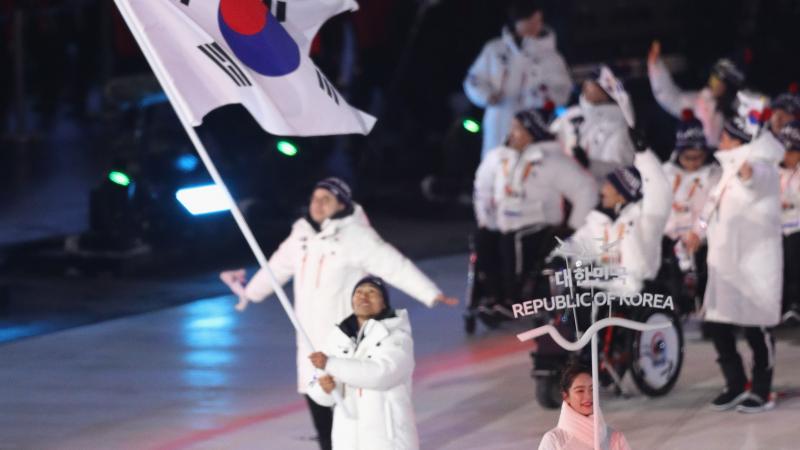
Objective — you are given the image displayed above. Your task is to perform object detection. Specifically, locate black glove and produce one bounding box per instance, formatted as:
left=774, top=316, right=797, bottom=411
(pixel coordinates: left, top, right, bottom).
left=628, top=127, right=648, bottom=153
left=572, top=145, right=590, bottom=168
left=554, top=225, right=576, bottom=240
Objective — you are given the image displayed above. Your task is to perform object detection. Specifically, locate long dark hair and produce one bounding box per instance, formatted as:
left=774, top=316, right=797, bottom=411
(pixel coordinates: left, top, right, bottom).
left=560, top=362, right=592, bottom=393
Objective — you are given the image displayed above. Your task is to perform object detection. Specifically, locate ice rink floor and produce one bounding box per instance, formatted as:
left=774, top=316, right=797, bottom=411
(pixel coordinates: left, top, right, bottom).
left=2, top=254, right=799, bottom=449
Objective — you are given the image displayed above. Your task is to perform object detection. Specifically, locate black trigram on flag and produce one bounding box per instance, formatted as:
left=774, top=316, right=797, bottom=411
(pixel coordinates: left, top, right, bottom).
left=262, top=0, right=288, bottom=22
left=198, top=42, right=252, bottom=87
left=315, top=69, right=340, bottom=105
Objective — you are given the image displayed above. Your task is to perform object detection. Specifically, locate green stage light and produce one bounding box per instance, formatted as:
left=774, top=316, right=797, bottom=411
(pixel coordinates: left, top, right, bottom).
left=276, top=140, right=298, bottom=156
left=462, top=118, right=481, bottom=134
left=108, top=171, right=131, bottom=187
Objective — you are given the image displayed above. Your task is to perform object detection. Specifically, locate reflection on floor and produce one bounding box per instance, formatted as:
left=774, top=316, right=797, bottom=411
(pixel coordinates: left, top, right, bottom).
left=1, top=254, right=798, bottom=450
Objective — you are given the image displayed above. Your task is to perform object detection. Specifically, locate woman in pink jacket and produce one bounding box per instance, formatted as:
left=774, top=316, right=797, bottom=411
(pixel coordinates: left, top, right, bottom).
left=538, top=364, right=630, bottom=450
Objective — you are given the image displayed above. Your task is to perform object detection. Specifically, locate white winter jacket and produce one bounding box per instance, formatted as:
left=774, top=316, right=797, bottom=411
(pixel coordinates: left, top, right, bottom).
left=538, top=402, right=630, bottom=450
left=244, top=206, right=440, bottom=393
left=464, top=26, right=572, bottom=158
left=661, top=159, right=721, bottom=239
left=556, top=151, right=672, bottom=295
left=474, top=141, right=598, bottom=232
left=550, top=98, right=635, bottom=183
left=699, top=137, right=783, bottom=326
left=308, top=309, right=418, bottom=450
left=648, top=58, right=724, bottom=147
left=780, top=163, right=800, bottom=236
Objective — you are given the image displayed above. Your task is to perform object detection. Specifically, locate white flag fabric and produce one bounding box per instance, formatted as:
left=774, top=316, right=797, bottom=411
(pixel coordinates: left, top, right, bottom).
left=114, top=0, right=376, bottom=136
left=596, top=65, right=635, bottom=127
left=736, top=90, right=768, bottom=138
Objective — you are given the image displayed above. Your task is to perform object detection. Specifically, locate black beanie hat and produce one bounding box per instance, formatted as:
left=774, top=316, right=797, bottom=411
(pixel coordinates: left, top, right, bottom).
left=723, top=115, right=753, bottom=144
left=514, top=109, right=555, bottom=142
left=315, top=177, right=353, bottom=207
left=352, top=275, right=391, bottom=310
left=770, top=91, right=800, bottom=117
left=780, top=120, right=800, bottom=152
left=606, top=166, right=643, bottom=203
left=675, top=109, right=708, bottom=152
left=711, top=58, right=745, bottom=90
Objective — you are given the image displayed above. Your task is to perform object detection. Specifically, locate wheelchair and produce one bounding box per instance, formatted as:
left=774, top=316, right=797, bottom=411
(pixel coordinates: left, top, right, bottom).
left=463, top=226, right=560, bottom=335
left=528, top=240, right=691, bottom=409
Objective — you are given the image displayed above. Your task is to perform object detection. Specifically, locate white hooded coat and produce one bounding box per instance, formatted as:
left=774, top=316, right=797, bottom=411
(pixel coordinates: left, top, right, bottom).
left=648, top=58, right=724, bottom=147
left=550, top=98, right=635, bottom=183
left=308, top=309, right=418, bottom=450
left=538, top=402, right=630, bottom=450
left=556, top=150, right=672, bottom=295
left=464, top=27, right=572, bottom=158
left=244, top=206, right=440, bottom=393
left=698, top=132, right=784, bottom=326
left=473, top=140, right=598, bottom=232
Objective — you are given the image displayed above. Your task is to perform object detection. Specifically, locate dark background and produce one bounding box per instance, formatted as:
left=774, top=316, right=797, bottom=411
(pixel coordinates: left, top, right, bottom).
left=1, top=0, right=799, bottom=341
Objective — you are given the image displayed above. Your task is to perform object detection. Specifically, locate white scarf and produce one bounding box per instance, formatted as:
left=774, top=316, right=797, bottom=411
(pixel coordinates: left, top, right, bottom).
left=556, top=402, right=612, bottom=450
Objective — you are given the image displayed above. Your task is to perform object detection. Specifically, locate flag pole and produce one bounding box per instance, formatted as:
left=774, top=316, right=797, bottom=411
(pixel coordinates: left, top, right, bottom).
left=114, top=0, right=350, bottom=413
left=591, top=332, right=601, bottom=450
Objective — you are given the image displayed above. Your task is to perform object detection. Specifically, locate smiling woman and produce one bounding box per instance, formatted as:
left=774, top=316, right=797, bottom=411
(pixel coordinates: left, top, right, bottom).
left=538, top=363, right=631, bottom=450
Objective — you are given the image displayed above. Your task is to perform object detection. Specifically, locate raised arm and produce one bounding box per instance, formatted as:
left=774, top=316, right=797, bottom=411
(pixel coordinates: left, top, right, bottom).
left=648, top=42, right=697, bottom=118
left=349, top=226, right=442, bottom=307
left=242, top=229, right=298, bottom=302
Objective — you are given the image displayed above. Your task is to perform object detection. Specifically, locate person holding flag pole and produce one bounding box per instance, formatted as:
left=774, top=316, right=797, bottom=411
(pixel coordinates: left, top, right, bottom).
left=113, top=0, right=457, bottom=448
left=221, top=177, right=458, bottom=449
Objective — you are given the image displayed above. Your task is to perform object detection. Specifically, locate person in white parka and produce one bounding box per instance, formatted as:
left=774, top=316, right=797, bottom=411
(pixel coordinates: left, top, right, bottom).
left=473, top=109, right=597, bottom=316
left=647, top=40, right=744, bottom=148
left=778, top=121, right=800, bottom=320
left=684, top=116, right=784, bottom=414
left=662, top=111, right=722, bottom=241
left=219, top=178, right=457, bottom=450
left=464, top=0, right=572, bottom=158
left=768, top=89, right=800, bottom=137
left=549, top=66, right=636, bottom=184
left=308, top=276, right=418, bottom=450
left=661, top=110, right=722, bottom=273
left=553, top=132, right=672, bottom=297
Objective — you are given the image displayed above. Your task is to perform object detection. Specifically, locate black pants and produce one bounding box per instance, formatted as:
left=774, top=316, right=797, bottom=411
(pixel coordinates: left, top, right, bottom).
left=496, top=226, right=555, bottom=304
left=783, top=233, right=800, bottom=312
left=304, top=395, right=333, bottom=450
left=705, top=322, right=776, bottom=399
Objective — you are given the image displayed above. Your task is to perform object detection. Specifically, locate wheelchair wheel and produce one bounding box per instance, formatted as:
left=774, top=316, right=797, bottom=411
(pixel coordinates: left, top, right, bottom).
left=629, top=309, right=684, bottom=397
left=597, top=321, right=631, bottom=390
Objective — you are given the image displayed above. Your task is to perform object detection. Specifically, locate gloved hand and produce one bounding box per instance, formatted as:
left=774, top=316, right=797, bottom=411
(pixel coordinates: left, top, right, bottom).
left=628, top=127, right=648, bottom=153
left=572, top=145, right=590, bottom=168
